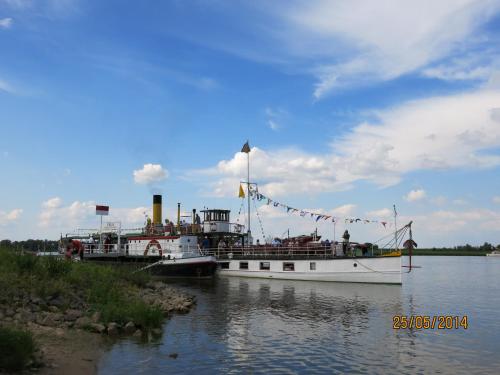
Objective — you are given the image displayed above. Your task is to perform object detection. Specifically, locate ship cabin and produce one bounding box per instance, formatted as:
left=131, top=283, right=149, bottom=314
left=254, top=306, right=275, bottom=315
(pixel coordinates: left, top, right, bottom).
left=200, top=209, right=248, bottom=248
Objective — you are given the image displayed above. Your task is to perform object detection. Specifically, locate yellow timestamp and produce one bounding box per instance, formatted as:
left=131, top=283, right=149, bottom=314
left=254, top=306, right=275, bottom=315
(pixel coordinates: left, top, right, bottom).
left=393, top=315, right=468, bottom=330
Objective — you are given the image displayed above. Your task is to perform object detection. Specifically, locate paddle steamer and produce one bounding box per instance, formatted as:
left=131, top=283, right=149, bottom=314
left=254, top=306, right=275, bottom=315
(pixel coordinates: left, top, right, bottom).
left=61, top=195, right=217, bottom=277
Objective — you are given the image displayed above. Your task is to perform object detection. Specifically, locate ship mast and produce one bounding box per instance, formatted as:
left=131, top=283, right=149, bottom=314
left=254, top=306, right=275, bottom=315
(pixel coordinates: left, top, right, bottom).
left=241, top=141, right=252, bottom=244
left=393, top=204, right=398, bottom=251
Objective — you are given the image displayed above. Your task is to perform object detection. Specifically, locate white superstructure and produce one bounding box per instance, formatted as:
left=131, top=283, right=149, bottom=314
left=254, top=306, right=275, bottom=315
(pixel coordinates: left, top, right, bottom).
left=126, top=235, right=200, bottom=258
left=217, top=256, right=401, bottom=284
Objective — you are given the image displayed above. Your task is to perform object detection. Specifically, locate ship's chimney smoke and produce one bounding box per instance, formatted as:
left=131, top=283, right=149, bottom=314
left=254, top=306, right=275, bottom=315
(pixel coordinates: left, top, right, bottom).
left=153, top=194, right=162, bottom=226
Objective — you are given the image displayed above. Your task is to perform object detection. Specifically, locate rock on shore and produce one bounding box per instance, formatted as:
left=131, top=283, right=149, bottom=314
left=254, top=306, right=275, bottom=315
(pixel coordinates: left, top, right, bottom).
left=0, top=280, right=195, bottom=373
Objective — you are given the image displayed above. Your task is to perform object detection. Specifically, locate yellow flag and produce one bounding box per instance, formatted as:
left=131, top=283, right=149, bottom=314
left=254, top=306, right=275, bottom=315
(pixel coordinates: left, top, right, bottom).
left=238, top=184, right=245, bottom=198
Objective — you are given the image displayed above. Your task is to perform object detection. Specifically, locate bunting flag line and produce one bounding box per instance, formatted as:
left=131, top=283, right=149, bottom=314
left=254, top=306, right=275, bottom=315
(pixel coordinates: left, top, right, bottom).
left=247, top=188, right=392, bottom=228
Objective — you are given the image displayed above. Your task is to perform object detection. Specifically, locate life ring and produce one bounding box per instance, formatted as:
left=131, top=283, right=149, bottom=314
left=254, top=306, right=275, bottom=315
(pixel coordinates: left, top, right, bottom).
left=144, top=239, right=162, bottom=256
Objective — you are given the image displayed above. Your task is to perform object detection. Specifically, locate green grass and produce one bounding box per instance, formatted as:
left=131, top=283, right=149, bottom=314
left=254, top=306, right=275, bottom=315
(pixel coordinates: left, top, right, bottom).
left=0, top=327, right=36, bottom=371
left=0, top=246, right=163, bottom=330
left=401, top=249, right=490, bottom=256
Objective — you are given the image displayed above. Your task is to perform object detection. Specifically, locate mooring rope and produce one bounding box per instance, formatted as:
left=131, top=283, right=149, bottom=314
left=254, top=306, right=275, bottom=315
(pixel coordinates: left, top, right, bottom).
left=132, top=259, right=163, bottom=274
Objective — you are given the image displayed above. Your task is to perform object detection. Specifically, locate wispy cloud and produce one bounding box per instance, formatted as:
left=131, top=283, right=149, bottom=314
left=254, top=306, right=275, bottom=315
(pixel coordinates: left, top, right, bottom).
left=87, top=54, right=220, bottom=92
left=0, top=208, right=23, bottom=225
left=265, top=107, right=288, bottom=131
left=1, top=0, right=32, bottom=9
left=0, top=17, right=13, bottom=28
left=0, top=78, right=16, bottom=94
left=170, top=1, right=500, bottom=98
left=283, top=0, right=500, bottom=98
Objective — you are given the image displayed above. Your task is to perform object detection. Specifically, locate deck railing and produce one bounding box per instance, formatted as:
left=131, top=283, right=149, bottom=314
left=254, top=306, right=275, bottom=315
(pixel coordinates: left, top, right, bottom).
left=201, top=243, right=386, bottom=259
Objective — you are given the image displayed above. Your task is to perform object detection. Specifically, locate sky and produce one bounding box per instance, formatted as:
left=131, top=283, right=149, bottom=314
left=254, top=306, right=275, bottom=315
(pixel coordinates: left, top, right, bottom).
left=1, top=0, right=500, bottom=247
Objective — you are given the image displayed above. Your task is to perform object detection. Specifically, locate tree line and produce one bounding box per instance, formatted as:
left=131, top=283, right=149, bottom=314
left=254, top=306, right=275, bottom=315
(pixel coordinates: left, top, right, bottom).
left=0, top=239, right=60, bottom=253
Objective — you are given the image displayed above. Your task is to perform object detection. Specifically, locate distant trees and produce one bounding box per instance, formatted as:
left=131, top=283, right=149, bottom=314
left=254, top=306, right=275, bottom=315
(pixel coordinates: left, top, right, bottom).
left=426, top=243, right=494, bottom=252
left=0, top=239, right=59, bottom=252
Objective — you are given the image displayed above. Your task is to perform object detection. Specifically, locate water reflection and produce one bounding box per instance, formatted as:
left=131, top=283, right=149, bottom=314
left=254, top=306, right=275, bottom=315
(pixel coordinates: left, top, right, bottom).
left=99, top=258, right=500, bottom=374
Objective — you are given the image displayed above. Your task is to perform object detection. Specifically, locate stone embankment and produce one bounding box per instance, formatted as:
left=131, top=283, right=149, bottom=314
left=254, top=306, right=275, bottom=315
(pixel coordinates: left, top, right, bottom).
left=0, top=281, right=194, bottom=373
left=0, top=281, right=194, bottom=337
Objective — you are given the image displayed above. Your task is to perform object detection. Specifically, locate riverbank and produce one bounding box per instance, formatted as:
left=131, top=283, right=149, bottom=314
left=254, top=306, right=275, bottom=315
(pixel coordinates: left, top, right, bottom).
left=401, top=249, right=490, bottom=256
left=0, top=246, right=195, bottom=373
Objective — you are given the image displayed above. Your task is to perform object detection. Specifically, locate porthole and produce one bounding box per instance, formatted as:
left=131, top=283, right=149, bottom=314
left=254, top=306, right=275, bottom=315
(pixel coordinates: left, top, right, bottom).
left=353, top=263, right=358, bottom=268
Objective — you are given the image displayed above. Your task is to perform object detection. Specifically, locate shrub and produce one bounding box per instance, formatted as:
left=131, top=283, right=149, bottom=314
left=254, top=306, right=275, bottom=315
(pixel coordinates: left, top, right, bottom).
left=42, top=257, right=71, bottom=278
left=97, top=300, right=163, bottom=328
left=14, top=253, right=38, bottom=274
left=0, top=327, right=36, bottom=371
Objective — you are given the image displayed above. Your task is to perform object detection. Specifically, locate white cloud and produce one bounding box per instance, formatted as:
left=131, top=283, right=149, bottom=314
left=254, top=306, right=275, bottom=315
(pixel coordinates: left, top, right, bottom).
left=366, top=208, right=393, bottom=218
left=331, top=204, right=356, bottom=217
left=493, top=196, right=500, bottom=204
left=0, top=18, right=13, bottom=29
left=39, top=199, right=95, bottom=228
left=39, top=198, right=151, bottom=230
left=197, top=88, right=500, bottom=197
left=133, top=163, right=168, bottom=185
left=414, top=208, right=500, bottom=233
left=0, top=208, right=23, bottom=225
left=268, top=120, right=280, bottom=131
left=405, top=189, right=427, bottom=202
left=42, top=197, right=62, bottom=209
left=276, top=0, right=500, bottom=98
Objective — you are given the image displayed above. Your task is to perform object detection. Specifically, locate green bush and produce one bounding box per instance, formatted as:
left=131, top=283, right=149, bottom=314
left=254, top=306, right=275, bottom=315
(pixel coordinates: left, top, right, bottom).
left=0, top=246, right=162, bottom=331
left=0, top=327, right=36, bottom=371
left=14, top=253, right=38, bottom=274
left=42, top=257, right=71, bottom=278
left=97, top=300, right=163, bottom=328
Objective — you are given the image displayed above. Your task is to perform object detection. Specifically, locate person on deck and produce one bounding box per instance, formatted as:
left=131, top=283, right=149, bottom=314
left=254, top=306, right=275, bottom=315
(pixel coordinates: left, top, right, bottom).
left=217, top=238, right=227, bottom=257
left=66, top=239, right=84, bottom=261
left=65, top=241, right=73, bottom=260
left=342, top=230, right=350, bottom=256
left=201, top=236, right=210, bottom=250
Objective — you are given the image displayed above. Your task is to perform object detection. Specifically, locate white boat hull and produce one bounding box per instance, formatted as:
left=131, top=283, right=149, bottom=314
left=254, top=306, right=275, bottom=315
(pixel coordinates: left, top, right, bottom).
left=217, top=257, right=401, bottom=284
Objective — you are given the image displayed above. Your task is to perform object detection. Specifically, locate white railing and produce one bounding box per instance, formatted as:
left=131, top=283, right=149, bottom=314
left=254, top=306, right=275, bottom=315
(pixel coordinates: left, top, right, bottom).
left=202, top=243, right=392, bottom=259
left=82, top=243, right=125, bottom=255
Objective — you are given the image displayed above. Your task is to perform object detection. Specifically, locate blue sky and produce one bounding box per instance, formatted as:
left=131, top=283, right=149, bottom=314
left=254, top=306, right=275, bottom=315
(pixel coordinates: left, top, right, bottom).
left=1, top=0, right=500, bottom=246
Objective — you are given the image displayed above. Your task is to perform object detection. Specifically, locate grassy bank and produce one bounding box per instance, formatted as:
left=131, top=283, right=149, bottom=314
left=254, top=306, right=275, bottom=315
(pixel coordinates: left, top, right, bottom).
left=0, top=246, right=163, bottom=329
left=0, top=326, right=37, bottom=371
left=401, top=248, right=490, bottom=256
left=0, top=245, right=186, bottom=372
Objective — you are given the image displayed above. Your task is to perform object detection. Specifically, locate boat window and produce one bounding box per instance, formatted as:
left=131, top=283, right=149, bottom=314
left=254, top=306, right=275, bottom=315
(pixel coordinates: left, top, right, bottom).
left=220, top=262, right=230, bottom=269
left=310, top=262, right=316, bottom=271
left=239, top=262, right=248, bottom=270
left=283, top=262, right=295, bottom=271
left=260, top=262, right=270, bottom=270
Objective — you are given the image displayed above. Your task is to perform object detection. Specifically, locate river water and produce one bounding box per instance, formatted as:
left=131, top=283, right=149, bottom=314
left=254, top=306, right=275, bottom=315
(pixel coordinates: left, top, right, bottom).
left=98, top=256, right=500, bottom=374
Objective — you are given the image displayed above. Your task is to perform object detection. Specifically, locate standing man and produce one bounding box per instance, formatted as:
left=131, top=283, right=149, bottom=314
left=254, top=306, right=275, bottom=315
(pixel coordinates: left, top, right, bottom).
left=342, top=230, right=350, bottom=256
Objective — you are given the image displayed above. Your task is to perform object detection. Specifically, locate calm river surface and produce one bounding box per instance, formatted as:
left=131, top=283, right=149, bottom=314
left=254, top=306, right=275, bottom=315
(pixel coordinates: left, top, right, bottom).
left=99, top=256, right=500, bottom=374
